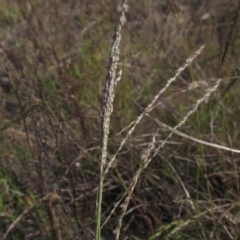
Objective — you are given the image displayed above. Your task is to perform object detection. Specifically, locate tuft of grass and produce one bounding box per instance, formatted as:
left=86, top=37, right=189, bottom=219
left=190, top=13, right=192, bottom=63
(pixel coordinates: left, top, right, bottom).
left=1, top=1, right=240, bottom=239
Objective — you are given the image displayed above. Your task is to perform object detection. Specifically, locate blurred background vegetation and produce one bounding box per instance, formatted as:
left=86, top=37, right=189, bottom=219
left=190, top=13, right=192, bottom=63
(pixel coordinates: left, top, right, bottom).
left=0, top=0, right=240, bottom=239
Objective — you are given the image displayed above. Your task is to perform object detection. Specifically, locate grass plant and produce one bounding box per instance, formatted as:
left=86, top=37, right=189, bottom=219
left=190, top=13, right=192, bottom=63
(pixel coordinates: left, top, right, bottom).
left=0, top=0, right=240, bottom=240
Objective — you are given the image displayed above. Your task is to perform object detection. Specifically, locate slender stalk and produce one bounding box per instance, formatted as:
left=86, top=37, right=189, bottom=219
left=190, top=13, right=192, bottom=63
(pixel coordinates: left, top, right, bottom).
left=96, top=1, right=128, bottom=239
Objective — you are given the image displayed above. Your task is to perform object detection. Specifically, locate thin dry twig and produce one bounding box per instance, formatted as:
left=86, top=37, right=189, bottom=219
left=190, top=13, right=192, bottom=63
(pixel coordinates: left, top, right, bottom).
left=146, top=111, right=240, bottom=154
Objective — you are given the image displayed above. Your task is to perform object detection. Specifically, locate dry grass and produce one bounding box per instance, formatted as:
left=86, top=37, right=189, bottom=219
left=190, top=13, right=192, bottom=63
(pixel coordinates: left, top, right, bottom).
left=0, top=0, right=240, bottom=239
